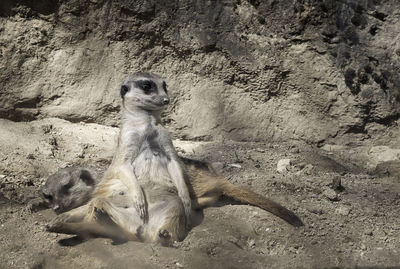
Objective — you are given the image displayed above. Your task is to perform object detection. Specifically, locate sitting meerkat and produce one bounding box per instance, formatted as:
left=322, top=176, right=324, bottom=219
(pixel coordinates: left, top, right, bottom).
left=47, top=72, right=303, bottom=245
left=48, top=72, right=192, bottom=245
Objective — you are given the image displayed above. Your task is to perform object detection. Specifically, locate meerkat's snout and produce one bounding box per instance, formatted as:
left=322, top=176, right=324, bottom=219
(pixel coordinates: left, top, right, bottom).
left=162, top=97, right=170, bottom=105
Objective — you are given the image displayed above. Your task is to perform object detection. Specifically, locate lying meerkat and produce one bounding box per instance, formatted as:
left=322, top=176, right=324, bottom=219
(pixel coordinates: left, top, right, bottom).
left=47, top=72, right=303, bottom=245
left=44, top=158, right=303, bottom=227
left=42, top=166, right=102, bottom=214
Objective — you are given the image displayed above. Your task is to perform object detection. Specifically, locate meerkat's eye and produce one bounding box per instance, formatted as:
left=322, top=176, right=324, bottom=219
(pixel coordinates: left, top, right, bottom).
left=135, top=80, right=156, bottom=94
left=61, top=185, right=70, bottom=195
left=142, top=81, right=152, bottom=93
left=162, top=81, right=168, bottom=94
left=120, top=85, right=130, bottom=98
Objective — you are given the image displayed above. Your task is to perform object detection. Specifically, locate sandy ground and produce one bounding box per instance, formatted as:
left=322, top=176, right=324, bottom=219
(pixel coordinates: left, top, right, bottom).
left=0, top=120, right=399, bottom=268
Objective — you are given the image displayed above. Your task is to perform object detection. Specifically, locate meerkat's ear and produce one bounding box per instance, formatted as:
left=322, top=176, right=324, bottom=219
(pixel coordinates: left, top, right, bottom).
left=59, top=175, right=73, bottom=189
left=120, top=85, right=130, bottom=99
left=79, top=169, right=95, bottom=186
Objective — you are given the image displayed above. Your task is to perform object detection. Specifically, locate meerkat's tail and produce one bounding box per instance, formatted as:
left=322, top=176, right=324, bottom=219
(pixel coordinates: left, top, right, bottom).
left=220, top=180, right=304, bottom=227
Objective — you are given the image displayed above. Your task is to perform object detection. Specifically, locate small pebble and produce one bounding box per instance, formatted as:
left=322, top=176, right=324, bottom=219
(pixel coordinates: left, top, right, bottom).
left=277, top=159, right=291, bottom=174
left=322, top=189, right=339, bottom=201
left=307, top=206, right=324, bottom=215
left=229, top=163, right=242, bottom=169
left=175, top=262, right=184, bottom=268
left=211, top=162, right=224, bottom=172
left=335, top=205, right=351, bottom=216
left=247, top=239, right=256, bottom=248
left=302, top=164, right=314, bottom=174
left=290, top=147, right=300, bottom=154
left=296, top=162, right=307, bottom=170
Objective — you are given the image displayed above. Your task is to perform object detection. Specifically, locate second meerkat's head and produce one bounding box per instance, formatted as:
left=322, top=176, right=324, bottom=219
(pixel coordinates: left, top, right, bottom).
left=120, top=72, right=170, bottom=112
left=42, top=167, right=97, bottom=214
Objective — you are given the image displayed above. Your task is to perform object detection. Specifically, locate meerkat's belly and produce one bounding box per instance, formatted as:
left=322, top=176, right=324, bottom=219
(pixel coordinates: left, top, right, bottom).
left=132, top=147, right=174, bottom=187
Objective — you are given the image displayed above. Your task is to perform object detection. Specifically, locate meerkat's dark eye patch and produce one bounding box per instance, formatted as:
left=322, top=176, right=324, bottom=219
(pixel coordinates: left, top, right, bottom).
left=61, top=184, right=71, bottom=195
left=162, top=81, right=168, bottom=94
left=135, top=80, right=157, bottom=94
left=80, top=169, right=95, bottom=186
left=120, top=85, right=130, bottom=98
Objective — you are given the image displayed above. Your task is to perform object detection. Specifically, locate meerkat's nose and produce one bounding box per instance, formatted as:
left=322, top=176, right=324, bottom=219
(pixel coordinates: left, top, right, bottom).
left=163, top=97, right=170, bottom=105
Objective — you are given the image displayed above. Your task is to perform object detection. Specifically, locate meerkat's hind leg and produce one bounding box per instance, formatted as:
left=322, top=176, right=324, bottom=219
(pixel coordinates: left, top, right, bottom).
left=148, top=198, right=188, bottom=246
left=87, top=197, right=143, bottom=241
left=47, top=221, right=129, bottom=242
left=159, top=213, right=187, bottom=246
left=46, top=203, right=90, bottom=233
left=48, top=197, right=140, bottom=242
left=53, top=203, right=91, bottom=223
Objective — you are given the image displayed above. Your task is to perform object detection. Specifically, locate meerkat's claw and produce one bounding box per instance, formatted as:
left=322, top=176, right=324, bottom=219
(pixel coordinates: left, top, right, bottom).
left=134, top=202, right=147, bottom=223
left=158, top=229, right=170, bottom=239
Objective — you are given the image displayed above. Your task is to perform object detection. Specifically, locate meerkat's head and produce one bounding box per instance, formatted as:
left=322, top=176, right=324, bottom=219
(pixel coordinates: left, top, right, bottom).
left=42, top=167, right=96, bottom=214
left=120, top=72, right=170, bottom=112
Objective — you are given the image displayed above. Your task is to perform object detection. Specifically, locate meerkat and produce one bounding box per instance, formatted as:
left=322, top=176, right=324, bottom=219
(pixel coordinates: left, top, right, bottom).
left=47, top=72, right=303, bottom=244
left=47, top=72, right=192, bottom=245
left=44, top=158, right=303, bottom=227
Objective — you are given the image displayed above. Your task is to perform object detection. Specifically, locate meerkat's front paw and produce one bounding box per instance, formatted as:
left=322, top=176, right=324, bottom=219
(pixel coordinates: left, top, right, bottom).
left=134, top=200, right=147, bottom=222
left=46, top=213, right=72, bottom=232
left=179, top=191, right=192, bottom=224
left=46, top=221, right=63, bottom=233
left=132, top=189, right=148, bottom=223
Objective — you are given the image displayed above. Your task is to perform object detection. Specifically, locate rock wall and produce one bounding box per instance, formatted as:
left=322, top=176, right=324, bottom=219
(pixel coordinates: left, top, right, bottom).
left=0, top=0, right=399, bottom=144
